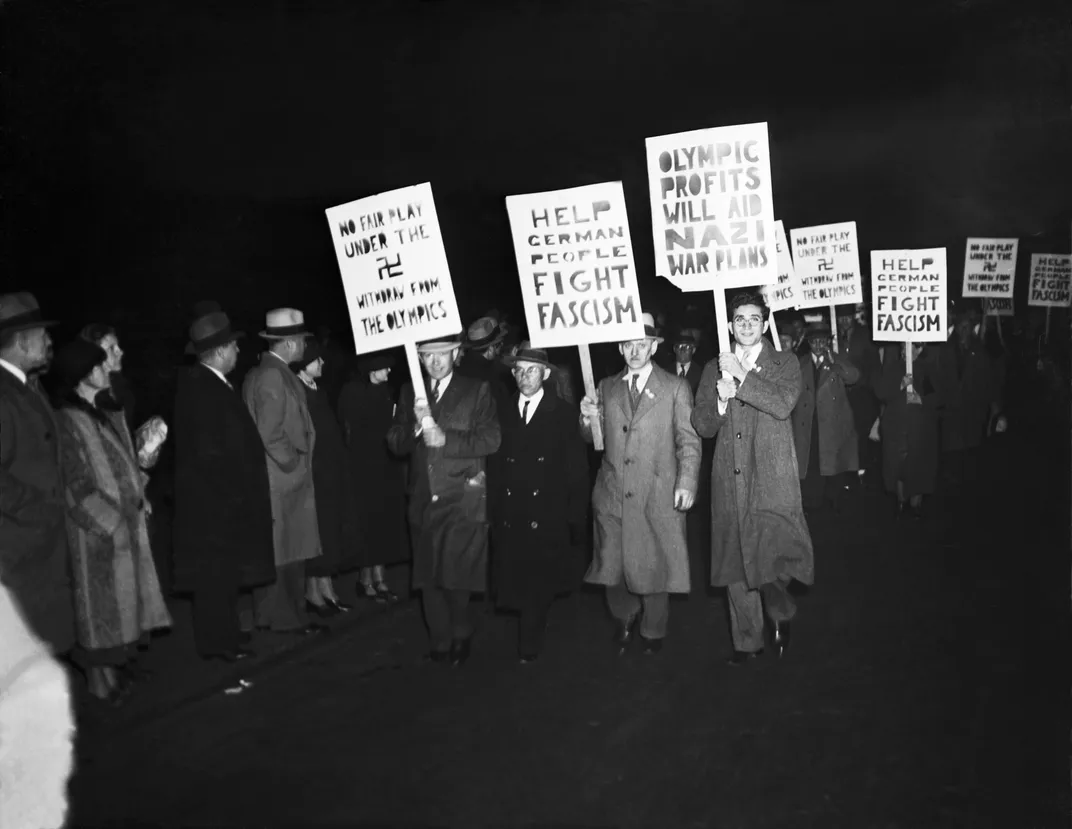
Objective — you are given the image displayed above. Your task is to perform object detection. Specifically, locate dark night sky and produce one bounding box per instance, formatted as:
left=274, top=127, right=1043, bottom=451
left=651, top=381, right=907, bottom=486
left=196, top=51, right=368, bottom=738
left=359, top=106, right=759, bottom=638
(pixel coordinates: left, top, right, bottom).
left=3, top=0, right=1070, bottom=353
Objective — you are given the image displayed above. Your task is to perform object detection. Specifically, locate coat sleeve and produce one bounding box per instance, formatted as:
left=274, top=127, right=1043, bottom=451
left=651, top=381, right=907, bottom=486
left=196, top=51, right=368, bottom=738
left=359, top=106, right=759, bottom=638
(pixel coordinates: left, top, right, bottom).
left=562, top=404, right=590, bottom=536
left=0, top=399, right=42, bottom=521
left=691, top=361, right=727, bottom=439
left=58, top=417, right=123, bottom=537
left=386, top=383, right=418, bottom=457
left=441, top=381, right=501, bottom=459
left=245, top=371, right=300, bottom=473
left=672, top=378, right=701, bottom=495
left=735, top=353, right=800, bottom=420
left=830, top=352, right=860, bottom=385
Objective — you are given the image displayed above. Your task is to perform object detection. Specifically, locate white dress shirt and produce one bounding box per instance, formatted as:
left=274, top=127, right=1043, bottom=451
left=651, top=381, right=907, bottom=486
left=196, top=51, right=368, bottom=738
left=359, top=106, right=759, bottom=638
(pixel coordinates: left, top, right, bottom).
left=518, top=387, right=544, bottom=424
left=623, top=362, right=654, bottom=393
left=0, top=358, right=27, bottom=385
left=677, top=362, right=691, bottom=378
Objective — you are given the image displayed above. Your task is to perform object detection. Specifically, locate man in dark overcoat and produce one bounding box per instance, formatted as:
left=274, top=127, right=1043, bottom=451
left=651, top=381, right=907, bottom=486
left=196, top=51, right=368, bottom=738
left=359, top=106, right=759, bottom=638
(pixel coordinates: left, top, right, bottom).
left=490, top=343, right=588, bottom=663
left=835, top=304, right=882, bottom=489
left=0, top=292, right=75, bottom=656
left=693, top=293, right=814, bottom=665
left=387, top=335, right=500, bottom=666
left=172, top=307, right=276, bottom=662
left=579, top=313, right=701, bottom=655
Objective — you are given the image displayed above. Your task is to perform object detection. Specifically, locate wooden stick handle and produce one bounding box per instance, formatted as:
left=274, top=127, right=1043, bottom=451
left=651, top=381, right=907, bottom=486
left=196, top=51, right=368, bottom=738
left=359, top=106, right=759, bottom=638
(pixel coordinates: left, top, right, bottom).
left=578, top=343, right=604, bottom=451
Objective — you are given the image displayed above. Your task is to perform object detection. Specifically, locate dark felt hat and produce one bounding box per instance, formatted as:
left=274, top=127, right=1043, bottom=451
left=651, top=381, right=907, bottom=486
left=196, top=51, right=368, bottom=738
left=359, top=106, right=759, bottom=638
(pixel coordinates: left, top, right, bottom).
left=54, top=339, right=106, bottom=386
left=672, top=331, right=698, bottom=347
left=293, top=339, right=324, bottom=372
left=806, top=320, right=832, bottom=337
left=186, top=310, right=245, bottom=355
left=502, top=342, right=555, bottom=369
left=358, top=350, right=396, bottom=374
left=464, top=316, right=507, bottom=350
left=0, top=292, right=58, bottom=336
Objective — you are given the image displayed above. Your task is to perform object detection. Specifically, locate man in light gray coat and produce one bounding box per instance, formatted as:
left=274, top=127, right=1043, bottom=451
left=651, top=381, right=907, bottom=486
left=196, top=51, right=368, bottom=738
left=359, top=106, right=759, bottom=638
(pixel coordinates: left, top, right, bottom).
left=580, top=312, right=701, bottom=655
left=243, top=308, right=323, bottom=635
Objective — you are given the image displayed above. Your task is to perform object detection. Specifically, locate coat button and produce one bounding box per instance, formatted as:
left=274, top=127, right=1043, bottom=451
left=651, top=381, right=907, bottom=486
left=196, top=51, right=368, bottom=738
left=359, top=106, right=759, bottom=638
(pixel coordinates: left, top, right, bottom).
left=44, top=431, right=52, bottom=441
left=622, top=426, right=628, bottom=433
left=530, top=521, right=539, bottom=529
left=506, top=489, right=511, bottom=496
left=431, top=494, right=439, bottom=502
left=533, top=489, right=539, bottom=496
left=734, top=468, right=741, bottom=475
left=626, top=492, right=633, bottom=498
left=624, top=459, right=632, bottom=465
left=504, top=521, right=510, bottom=528
left=537, top=456, right=544, bottom=462
left=736, top=432, right=741, bottom=439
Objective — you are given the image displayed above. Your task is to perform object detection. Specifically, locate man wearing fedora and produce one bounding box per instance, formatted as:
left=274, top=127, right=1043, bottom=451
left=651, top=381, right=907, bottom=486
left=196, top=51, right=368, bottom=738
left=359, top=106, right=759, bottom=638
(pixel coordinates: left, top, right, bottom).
left=579, top=312, right=701, bottom=655
left=457, top=314, right=513, bottom=414
left=242, top=308, right=324, bottom=635
left=0, top=292, right=75, bottom=656
left=490, top=342, right=589, bottom=663
left=387, top=334, right=500, bottom=666
left=173, top=305, right=276, bottom=661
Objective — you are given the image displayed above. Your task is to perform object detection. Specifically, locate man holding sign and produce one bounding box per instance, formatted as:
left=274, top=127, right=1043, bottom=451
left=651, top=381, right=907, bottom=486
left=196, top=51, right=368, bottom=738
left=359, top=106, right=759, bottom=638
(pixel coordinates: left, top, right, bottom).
left=387, top=335, right=500, bottom=667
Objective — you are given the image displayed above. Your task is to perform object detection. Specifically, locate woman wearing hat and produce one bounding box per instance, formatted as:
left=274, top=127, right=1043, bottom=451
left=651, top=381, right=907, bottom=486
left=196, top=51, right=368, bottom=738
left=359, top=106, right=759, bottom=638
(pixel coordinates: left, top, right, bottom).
left=53, top=339, right=171, bottom=703
left=337, top=350, right=408, bottom=601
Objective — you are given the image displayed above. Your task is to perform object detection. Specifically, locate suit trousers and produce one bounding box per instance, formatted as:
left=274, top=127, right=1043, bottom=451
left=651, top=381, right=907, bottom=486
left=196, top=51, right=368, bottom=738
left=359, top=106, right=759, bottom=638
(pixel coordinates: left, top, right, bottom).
left=422, top=587, right=472, bottom=651
left=253, top=562, right=309, bottom=632
left=606, top=583, right=669, bottom=640
left=191, top=566, right=241, bottom=657
left=726, top=577, right=796, bottom=652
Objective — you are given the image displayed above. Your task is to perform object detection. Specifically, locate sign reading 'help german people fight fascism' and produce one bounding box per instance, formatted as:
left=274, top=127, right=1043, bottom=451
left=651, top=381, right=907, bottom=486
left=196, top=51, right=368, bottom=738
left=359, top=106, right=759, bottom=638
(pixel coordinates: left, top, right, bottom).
left=505, top=182, right=645, bottom=349
left=325, top=182, right=461, bottom=354
left=1028, top=253, right=1072, bottom=308
left=645, top=122, right=778, bottom=292
left=870, top=248, right=947, bottom=342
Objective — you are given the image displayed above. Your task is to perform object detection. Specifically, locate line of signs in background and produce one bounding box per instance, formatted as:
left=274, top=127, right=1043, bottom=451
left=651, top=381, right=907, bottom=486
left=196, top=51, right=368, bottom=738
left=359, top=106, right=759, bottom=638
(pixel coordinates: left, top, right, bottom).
left=323, top=123, right=1072, bottom=373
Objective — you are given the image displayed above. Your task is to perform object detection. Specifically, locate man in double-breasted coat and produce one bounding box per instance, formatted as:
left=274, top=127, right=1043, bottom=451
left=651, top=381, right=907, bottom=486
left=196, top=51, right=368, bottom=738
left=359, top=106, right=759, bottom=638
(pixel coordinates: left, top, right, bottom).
left=693, top=293, right=813, bottom=665
left=173, top=307, right=276, bottom=661
left=0, top=292, right=75, bottom=656
left=580, top=313, right=701, bottom=655
left=490, top=343, right=588, bottom=663
left=242, top=308, right=323, bottom=635
left=836, top=304, right=882, bottom=488
left=387, top=335, right=500, bottom=666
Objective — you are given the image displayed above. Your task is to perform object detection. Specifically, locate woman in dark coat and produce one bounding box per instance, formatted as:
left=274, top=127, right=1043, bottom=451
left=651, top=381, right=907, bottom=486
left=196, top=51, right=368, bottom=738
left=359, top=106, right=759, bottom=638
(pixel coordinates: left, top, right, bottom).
left=489, top=346, right=589, bottom=662
left=873, top=342, right=947, bottom=518
left=293, top=342, right=355, bottom=615
left=336, top=350, right=408, bottom=602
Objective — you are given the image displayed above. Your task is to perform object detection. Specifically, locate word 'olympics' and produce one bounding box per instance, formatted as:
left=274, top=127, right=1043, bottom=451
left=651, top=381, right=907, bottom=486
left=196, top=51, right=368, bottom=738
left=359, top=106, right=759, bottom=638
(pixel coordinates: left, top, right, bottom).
left=966, top=241, right=1015, bottom=293
left=658, top=140, right=769, bottom=276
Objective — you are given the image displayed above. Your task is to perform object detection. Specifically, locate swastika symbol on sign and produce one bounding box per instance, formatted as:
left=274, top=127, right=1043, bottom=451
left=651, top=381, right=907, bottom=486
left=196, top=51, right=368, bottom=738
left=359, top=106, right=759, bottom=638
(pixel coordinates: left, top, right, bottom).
left=817, top=258, right=834, bottom=271
left=377, top=255, right=403, bottom=280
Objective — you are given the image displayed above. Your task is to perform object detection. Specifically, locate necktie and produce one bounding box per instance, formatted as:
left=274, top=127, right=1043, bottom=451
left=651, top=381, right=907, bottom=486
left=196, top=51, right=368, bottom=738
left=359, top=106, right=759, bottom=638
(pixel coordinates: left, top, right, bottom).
left=679, top=364, right=686, bottom=377
left=521, top=400, right=530, bottom=425
left=432, top=379, right=441, bottom=403
left=629, top=374, right=641, bottom=410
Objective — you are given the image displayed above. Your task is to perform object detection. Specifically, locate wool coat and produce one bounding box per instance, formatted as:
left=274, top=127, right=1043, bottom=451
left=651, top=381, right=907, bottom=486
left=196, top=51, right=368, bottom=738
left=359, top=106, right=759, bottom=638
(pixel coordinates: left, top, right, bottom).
left=489, top=387, right=589, bottom=609
left=693, top=341, right=814, bottom=590
left=243, top=352, right=321, bottom=567
left=676, top=361, right=715, bottom=574
left=57, top=398, right=171, bottom=653
left=840, top=324, right=882, bottom=435
left=0, top=366, right=75, bottom=654
left=337, top=379, right=409, bottom=567
left=939, top=335, right=998, bottom=452
left=171, top=364, right=276, bottom=593
left=791, top=352, right=860, bottom=477
left=387, top=374, right=500, bottom=592
left=584, top=364, right=701, bottom=595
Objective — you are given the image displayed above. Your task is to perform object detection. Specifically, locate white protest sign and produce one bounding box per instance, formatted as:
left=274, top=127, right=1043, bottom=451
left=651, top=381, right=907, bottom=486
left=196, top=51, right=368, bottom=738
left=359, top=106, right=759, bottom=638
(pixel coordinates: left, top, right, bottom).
left=981, top=297, right=1014, bottom=317
left=758, top=220, right=799, bottom=312
left=961, top=237, right=1018, bottom=299
left=1027, top=254, right=1072, bottom=308
left=870, top=248, right=947, bottom=343
left=505, top=182, right=644, bottom=349
left=645, top=122, right=777, bottom=293
left=790, top=221, right=863, bottom=310
left=325, top=182, right=461, bottom=354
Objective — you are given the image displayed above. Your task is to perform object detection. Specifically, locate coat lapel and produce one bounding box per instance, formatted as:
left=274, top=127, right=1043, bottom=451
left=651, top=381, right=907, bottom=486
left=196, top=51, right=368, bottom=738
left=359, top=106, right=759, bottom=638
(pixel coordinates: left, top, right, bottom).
left=631, top=367, right=664, bottom=423
left=608, top=369, right=630, bottom=421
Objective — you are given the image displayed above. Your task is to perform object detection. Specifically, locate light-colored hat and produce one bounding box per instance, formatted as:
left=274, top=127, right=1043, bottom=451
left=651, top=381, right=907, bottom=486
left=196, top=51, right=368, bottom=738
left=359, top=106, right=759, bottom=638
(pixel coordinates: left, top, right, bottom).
left=416, top=334, right=463, bottom=354
left=464, top=316, right=507, bottom=350
left=639, top=311, right=663, bottom=343
left=260, top=308, right=313, bottom=340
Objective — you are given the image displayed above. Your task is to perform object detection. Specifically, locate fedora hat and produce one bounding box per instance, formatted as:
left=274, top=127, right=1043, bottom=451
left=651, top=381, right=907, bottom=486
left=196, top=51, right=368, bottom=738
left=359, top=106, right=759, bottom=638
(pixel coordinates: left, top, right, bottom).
left=464, top=316, right=506, bottom=350
left=633, top=312, right=663, bottom=343
left=260, top=308, right=313, bottom=340
left=417, top=334, right=463, bottom=354
left=502, top=341, right=555, bottom=370
left=292, top=339, right=324, bottom=372
left=186, top=310, right=245, bottom=355
left=0, top=292, right=58, bottom=336
left=358, top=350, right=396, bottom=374
left=806, top=320, right=832, bottom=337
left=672, top=330, right=697, bottom=347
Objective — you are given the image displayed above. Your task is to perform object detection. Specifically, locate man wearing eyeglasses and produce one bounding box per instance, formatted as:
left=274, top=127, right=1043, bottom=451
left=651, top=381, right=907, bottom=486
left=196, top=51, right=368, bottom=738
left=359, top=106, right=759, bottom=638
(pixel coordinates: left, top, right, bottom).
left=692, top=293, right=814, bottom=665
left=579, top=312, right=701, bottom=655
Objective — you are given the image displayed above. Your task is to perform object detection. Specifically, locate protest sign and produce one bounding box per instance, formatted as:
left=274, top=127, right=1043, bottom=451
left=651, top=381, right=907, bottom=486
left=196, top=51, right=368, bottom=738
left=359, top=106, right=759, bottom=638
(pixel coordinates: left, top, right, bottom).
left=506, top=182, right=644, bottom=449
left=756, top=220, right=800, bottom=351
left=981, top=297, right=1014, bottom=317
left=790, top=221, right=863, bottom=310
left=961, top=237, right=1018, bottom=299
left=325, top=182, right=461, bottom=401
left=870, top=248, right=947, bottom=343
left=1027, top=254, right=1071, bottom=308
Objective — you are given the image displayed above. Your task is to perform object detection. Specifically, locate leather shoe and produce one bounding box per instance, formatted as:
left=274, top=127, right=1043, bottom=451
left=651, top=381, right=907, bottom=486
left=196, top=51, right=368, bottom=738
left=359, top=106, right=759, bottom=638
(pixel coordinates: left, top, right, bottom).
left=614, top=616, right=639, bottom=653
left=324, top=598, right=352, bottom=613
left=726, top=649, right=763, bottom=666
left=771, top=620, right=791, bottom=658
left=519, top=653, right=539, bottom=665
left=640, top=637, right=663, bottom=655
left=305, top=600, right=338, bottom=619
left=450, top=636, right=472, bottom=667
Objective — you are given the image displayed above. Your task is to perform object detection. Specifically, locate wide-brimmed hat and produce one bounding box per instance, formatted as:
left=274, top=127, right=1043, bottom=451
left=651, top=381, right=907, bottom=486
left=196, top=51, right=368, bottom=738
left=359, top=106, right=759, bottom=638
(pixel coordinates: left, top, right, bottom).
left=358, top=350, right=396, bottom=374
left=260, top=308, right=313, bottom=340
left=464, top=316, right=507, bottom=350
left=54, top=339, right=106, bottom=387
left=672, top=331, right=697, bottom=347
left=629, top=312, right=663, bottom=343
left=502, top=341, right=555, bottom=370
left=0, top=292, right=58, bottom=336
left=293, top=340, right=324, bottom=372
left=417, top=334, right=463, bottom=354
left=187, top=310, right=245, bottom=355
left=806, top=320, right=832, bottom=338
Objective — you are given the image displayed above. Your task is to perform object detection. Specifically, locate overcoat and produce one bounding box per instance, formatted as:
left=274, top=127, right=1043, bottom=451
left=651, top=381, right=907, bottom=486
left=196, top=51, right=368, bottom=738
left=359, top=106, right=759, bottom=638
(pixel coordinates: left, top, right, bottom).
left=243, top=352, right=321, bottom=566
left=489, top=387, right=589, bottom=609
left=171, top=364, right=275, bottom=593
left=873, top=347, right=946, bottom=496
left=337, top=379, right=409, bottom=567
left=387, top=374, right=500, bottom=592
left=840, top=324, right=882, bottom=438
left=0, top=367, right=75, bottom=653
left=57, top=398, right=171, bottom=652
left=693, top=340, right=814, bottom=590
left=939, top=335, right=997, bottom=452
left=791, top=353, right=860, bottom=477
left=584, top=365, right=700, bottom=595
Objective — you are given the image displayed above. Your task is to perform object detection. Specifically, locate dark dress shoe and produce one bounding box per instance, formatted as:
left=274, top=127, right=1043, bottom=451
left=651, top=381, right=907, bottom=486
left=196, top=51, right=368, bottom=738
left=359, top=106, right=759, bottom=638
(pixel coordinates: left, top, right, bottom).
left=450, top=636, right=472, bottom=667
left=641, top=637, right=663, bottom=655
left=425, top=649, right=450, bottom=664
left=771, top=620, right=791, bottom=658
left=614, top=616, right=639, bottom=653
left=204, top=648, right=254, bottom=665
left=324, top=598, right=352, bottom=613
left=306, top=601, right=338, bottom=618
left=726, top=649, right=763, bottom=666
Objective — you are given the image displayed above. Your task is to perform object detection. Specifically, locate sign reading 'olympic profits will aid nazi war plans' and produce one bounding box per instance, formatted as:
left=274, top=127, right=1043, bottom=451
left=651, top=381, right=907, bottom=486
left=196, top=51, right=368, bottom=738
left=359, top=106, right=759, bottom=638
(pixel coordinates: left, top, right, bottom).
left=645, top=122, right=777, bottom=292
left=506, top=182, right=644, bottom=348
left=869, top=248, right=948, bottom=343
left=325, top=183, right=461, bottom=354
left=790, top=221, right=864, bottom=309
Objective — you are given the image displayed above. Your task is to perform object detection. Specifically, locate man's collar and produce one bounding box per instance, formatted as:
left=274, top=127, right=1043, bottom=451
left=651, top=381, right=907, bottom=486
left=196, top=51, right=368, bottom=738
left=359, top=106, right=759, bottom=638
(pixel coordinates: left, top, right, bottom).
left=623, top=362, right=654, bottom=385
left=520, top=386, right=544, bottom=404
left=267, top=350, right=288, bottom=363
left=200, top=362, right=232, bottom=388
left=0, top=358, right=27, bottom=385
